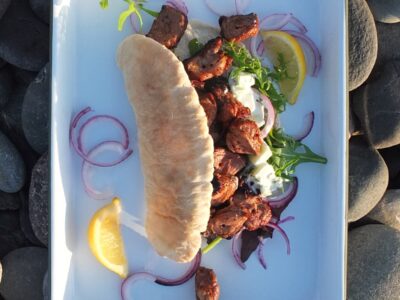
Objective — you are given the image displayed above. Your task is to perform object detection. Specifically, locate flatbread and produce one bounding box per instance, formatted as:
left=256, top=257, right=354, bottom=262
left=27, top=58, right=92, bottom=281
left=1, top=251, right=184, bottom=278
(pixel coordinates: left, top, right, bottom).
left=117, top=34, right=214, bottom=262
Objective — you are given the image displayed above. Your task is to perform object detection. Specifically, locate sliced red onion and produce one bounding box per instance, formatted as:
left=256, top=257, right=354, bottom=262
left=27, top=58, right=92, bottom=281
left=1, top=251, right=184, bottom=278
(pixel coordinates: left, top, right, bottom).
left=260, top=94, right=275, bottom=138
left=278, top=216, right=295, bottom=225
left=265, top=222, right=291, bottom=255
left=259, top=13, right=293, bottom=31
left=293, top=111, right=315, bottom=141
left=249, top=35, right=261, bottom=58
left=265, top=177, right=298, bottom=208
left=231, top=230, right=246, bottom=270
left=257, top=237, right=267, bottom=270
left=166, top=0, right=188, bottom=15
left=82, top=141, right=130, bottom=200
left=121, top=252, right=201, bottom=300
left=283, top=30, right=321, bottom=77
left=130, top=13, right=140, bottom=33
left=256, top=40, right=264, bottom=56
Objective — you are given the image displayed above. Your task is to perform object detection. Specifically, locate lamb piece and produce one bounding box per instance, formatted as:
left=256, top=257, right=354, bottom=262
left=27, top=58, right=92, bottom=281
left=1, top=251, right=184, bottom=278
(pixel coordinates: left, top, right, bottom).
left=233, top=193, right=272, bottom=231
left=198, top=90, right=217, bottom=127
left=207, top=204, right=248, bottom=238
left=217, top=93, right=251, bottom=124
left=183, top=37, right=233, bottom=82
left=147, top=5, right=188, bottom=49
left=204, top=77, right=230, bottom=99
left=219, top=13, right=259, bottom=42
left=211, top=173, right=239, bottom=207
left=195, top=267, right=220, bottom=300
left=226, top=118, right=262, bottom=155
left=209, top=122, right=223, bottom=144
left=214, top=147, right=246, bottom=175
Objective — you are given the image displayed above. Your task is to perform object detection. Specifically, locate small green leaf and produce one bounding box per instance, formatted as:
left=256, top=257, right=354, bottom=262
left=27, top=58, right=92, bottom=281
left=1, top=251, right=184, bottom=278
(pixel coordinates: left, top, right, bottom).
left=201, top=237, right=222, bottom=254
left=99, top=0, right=108, bottom=9
left=188, top=39, right=204, bottom=56
left=138, top=4, right=160, bottom=17
left=118, top=3, right=137, bottom=31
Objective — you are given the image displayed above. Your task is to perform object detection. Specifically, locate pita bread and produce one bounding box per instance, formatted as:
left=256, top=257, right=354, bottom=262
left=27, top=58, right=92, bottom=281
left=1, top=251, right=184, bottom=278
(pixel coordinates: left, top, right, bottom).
left=117, top=34, right=214, bottom=263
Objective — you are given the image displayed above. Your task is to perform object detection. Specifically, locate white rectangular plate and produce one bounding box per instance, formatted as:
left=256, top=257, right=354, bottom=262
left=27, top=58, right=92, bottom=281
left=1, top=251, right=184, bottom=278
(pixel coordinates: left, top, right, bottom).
left=51, top=0, right=348, bottom=299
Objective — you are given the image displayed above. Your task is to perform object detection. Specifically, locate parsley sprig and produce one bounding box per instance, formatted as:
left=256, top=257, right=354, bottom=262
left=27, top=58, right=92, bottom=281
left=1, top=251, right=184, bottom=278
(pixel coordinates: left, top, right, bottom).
left=223, top=42, right=288, bottom=113
left=266, top=128, right=327, bottom=179
left=99, top=0, right=159, bottom=31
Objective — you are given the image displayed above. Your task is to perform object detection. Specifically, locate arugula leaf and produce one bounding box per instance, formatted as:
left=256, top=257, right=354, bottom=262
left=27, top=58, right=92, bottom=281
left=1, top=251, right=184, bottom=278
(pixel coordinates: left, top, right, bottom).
left=188, top=39, right=204, bottom=56
left=265, top=128, right=327, bottom=179
left=100, top=0, right=109, bottom=9
left=223, top=42, right=288, bottom=113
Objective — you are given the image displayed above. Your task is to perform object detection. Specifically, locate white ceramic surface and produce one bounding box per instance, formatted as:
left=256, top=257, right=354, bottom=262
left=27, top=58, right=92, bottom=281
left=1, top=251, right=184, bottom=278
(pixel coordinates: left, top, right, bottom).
left=51, top=0, right=348, bottom=299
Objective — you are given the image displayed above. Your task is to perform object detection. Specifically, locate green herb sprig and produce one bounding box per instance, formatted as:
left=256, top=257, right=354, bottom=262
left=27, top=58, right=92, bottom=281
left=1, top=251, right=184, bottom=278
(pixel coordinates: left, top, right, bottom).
left=99, top=0, right=159, bottom=31
left=223, top=42, right=288, bottom=113
left=266, top=128, right=327, bottom=179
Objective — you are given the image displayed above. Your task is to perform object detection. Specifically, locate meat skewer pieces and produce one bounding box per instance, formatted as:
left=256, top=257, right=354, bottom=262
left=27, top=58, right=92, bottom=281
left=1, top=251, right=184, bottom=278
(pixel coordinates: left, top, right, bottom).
left=211, top=173, right=239, bottom=207
left=213, top=147, right=247, bottom=176
left=195, top=267, right=220, bottom=300
left=219, top=13, right=259, bottom=42
left=226, top=118, right=262, bottom=155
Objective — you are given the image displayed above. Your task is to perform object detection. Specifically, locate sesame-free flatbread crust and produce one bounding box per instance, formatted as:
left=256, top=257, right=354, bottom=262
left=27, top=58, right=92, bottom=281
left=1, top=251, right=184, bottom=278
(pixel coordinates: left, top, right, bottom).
left=117, top=34, right=214, bottom=263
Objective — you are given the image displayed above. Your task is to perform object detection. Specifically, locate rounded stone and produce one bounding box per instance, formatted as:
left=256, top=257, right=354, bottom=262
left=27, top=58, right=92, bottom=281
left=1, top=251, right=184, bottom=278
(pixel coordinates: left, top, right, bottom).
left=42, top=270, right=49, bottom=300
left=348, top=225, right=400, bottom=300
left=11, top=66, right=37, bottom=85
left=349, top=0, right=378, bottom=91
left=29, top=0, right=49, bottom=24
left=0, top=84, right=27, bottom=135
left=348, top=136, right=388, bottom=222
left=29, top=153, right=48, bottom=246
left=367, top=189, right=400, bottom=231
left=0, top=67, right=13, bottom=109
left=0, top=211, right=19, bottom=232
left=367, top=0, right=400, bottom=24
left=379, top=145, right=400, bottom=179
left=0, top=130, right=26, bottom=193
left=19, top=191, right=42, bottom=245
left=22, top=63, right=49, bottom=154
left=353, top=61, right=400, bottom=149
left=0, top=0, right=49, bottom=71
left=0, top=0, right=11, bottom=20
left=0, top=192, right=19, bottom=211
left=375, top=22, right=400, bottom=69
left=0, top=247, right=47, bottom=300
left=0, top=59, right=6, bottom=69
left=0, top=228, right=30, bottom=259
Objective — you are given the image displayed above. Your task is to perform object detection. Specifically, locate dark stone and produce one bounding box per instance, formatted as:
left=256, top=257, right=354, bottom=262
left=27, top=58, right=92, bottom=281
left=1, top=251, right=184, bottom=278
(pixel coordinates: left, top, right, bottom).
left=348, top=136, right=388, bottom=222
left=348, top=225, right=400, bottom=300
left=0, top=0, right=11, bottom=20
left=0, top=247, right=47, bottom=300
left=349, top=0, right=378, bottom=91
left=367, top=189, right=400, bottom=231
left=390, top=173, right=400, bottom=189
left=0, top=211, right=19, bottom=232
left=0, top=0, right=49, bottom=71
left=11, top=66, right=37, bottom=85
left=375, top=22, right=400, bottom=69
left=0, top=192, right=19, bottom=211
left=0, top=59, right=6, bottom=69
left=353, top=61, right=400, bottom=149
left=42, top=270, right=49, bottom=300
left=0, top=228, right=30, bottom=259
left=22, top=63, right=49, bottom=154
left=19, top=191, right=43, bottom=245
left=29, top=0, right=50, bottom=24
left=379, top=145, right=400, bottom=179
left=29, top=153, right=48, bottom=246
left=367, top=0, right=400, bottom=24
left=0, top=67, right=13, bottom=109
left=0, top=130, right=26, bottom=193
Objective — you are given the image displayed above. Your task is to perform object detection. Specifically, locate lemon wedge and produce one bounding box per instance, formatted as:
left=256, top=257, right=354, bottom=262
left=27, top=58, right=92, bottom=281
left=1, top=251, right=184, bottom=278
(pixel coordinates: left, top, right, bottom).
left=260, top=30, right=307, bottom=104
left=87, top=197, right=128, bottom=278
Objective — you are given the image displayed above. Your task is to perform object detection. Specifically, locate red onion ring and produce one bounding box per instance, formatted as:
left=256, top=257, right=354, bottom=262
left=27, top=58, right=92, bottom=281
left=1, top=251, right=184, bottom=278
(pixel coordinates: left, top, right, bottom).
left=264, top=177, right=298, bottom=209
left=130, top=13, right=140, bottom=33
left=82, top=141, right=131, bottom=200
left=257, top=237, right=267, bottom=270
left=278, top=216, right=295, bottom=225
left=283, top=30, right=321, bottom=77
left=265, top=222, right=291, bottom=255
left=259, top=94, right=275, bottom=138
left=293, top=111, right=315, bottom=141
left=166, top=0, right=188, bottom=15
left=231, top=230, right=246, bottom=270
left=256, top=40, right=265, bottom=56
left=121, top=252, right=201, bottom=300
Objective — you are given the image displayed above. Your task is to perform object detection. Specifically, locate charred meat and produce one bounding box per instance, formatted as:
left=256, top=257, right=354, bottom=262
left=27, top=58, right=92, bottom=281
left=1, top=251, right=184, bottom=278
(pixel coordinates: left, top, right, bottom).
left=198, top=90, right=218, bottom=127
left=207, top=204, right=248, bottom=238
left=184, top=37, right=233, bottom=82
left=211, top=173, right=239, bottom=207
left=204, top=77, right=230, bottom=99
left=216, top=93, right=251, bottom=124
left=195, top=267, right=220, bottom=300
left=214, top=147, right=246, bottom=176
left=226, top=118, right=262, bottom=155
left=147, top=5, right=188, bottom=49
left=219, top=13, right=259, bottom=42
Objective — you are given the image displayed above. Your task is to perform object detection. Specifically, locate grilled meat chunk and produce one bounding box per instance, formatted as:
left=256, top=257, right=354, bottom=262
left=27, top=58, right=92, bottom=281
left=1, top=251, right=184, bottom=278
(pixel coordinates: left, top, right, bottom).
left=219, top=13, right=259, bottom=42
left=212, top=173, right=239, bottom=207
left=204, top=77, right=230, bottom=99
left=209, top=122, right=223, bottom=144
left=147, top=5, right=188, bottom=49
left=214, top=147, right=246, bottom=175
left=195, top=267, right=220, bottom=300
left=198, top=90, right=217, bottom=127
left=217, top=93, right=251, bottom=124
left=184, top=37, right=233, bottom=81
left=207, top=204, right=248, bottom=238
left=226, top=118, right=262, bottom=155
